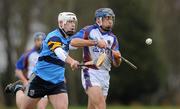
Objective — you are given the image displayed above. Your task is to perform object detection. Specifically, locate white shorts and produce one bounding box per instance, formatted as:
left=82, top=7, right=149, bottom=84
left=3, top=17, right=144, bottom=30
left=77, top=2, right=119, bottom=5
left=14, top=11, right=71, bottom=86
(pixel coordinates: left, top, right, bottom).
left=81, top=68, right=110, bottom=96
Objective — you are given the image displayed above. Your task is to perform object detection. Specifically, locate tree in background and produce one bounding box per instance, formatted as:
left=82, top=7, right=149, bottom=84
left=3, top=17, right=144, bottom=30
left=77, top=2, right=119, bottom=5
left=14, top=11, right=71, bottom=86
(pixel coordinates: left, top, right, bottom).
left=108, top=0, right=163, bottom=104
left=0, top=0, right=34, bottom=105
left=151, top=0, right=180, bottom=105
left=0, top=0, right=14, bottom=105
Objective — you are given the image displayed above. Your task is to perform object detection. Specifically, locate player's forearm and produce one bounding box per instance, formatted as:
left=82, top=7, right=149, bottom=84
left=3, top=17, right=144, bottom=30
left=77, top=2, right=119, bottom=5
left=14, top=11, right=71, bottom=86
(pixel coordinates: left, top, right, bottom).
left=54, top=47, right=78, bottom=70
left=70, top=38, right=97, bottom=47
left=15, top=69, right=28, bottom=83
left=65, top=55, right=74, bottom=65
left=112, top=50, right=121, bottom=67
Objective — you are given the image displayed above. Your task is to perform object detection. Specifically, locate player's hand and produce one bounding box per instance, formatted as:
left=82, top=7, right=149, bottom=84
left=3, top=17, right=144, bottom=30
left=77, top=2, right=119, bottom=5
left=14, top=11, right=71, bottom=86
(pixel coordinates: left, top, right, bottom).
left=84, top=61, right=94, bottom=66
left=112, top=50, right=121, bottom=59
left=112, top=50, right=122, bottom=67
left=97, top=40, right=107, bottom=48
left=70, top=60, right=80, bottom=70
left=112, top=50, right=121, bottom=61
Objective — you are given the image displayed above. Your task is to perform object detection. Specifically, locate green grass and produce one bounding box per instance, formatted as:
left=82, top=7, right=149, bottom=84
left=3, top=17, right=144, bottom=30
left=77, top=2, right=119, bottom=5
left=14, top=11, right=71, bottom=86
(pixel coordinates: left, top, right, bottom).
left=2, top=106, right=180, bottom=109
left=70, top=106, right=179, bottom=109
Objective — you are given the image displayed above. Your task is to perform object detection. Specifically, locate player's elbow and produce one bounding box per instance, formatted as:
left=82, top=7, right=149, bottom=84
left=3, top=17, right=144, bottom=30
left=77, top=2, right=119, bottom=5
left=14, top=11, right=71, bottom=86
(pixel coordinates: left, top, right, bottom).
left=70, top=39, right=76, bottom=46
left=70, top=38, right=79, bottom=47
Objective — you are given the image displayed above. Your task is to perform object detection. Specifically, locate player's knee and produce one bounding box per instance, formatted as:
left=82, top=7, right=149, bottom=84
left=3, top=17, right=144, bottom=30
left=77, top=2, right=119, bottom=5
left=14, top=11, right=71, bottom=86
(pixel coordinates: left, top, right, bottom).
left=55, top=101, right=68, bottom=109
left=93, top=95, right=105, bottom=105
left=93, top=99, right=106, bottom=109
left=20, top=99, right=37, bottom=109
left=37, top=105, right=46, bottom=109
left=37, top=101, right=48, bottom=109
left=96, top=98, right=106, bottom=109
left=58, top=103, right=68, bottom=109
left=21, top=106, right=34, bottom=109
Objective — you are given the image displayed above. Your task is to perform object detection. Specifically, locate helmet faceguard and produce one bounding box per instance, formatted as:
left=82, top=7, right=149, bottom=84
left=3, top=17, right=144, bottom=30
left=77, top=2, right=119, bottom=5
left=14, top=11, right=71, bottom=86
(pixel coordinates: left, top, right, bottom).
left=58, top=12, right=78, bottom=36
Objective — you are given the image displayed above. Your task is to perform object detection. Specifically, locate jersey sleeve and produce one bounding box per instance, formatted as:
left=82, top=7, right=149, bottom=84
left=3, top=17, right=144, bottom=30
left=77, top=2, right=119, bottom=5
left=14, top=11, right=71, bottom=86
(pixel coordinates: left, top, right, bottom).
left=71, top=25, right=93, bottom=40
left=16, top=54, right=26, bottom=70
left=47, top=36, right=62, bottom=52
left=70, top=29, right=85, bottom=39
left=112, top=36, right=120, bottom=51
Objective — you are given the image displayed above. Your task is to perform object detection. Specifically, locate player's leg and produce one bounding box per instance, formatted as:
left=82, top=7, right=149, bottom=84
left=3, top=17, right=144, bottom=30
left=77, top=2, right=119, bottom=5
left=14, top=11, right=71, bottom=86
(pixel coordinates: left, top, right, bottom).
left=46, top=81, right=68, bottom=109
left=82, top=68, right=109, bottom=109
left=5, top=80, right=25, bottom=108
left=104, top=96, right=107, bottom=101
left=20, top=95, right=40, bottom=109
left=16, top=90, right=26, bottom=108
left=86, top=86, right=106, bottom=109
left=22, top=74, right=47, bottom=109
left=16, top=90, right=40, bottom=109
left=4, top=80, right=40, bottom=109
left=87, top=97, right=95, bottom=109
left=37, top=96, right=48, bottom=109
left=49, top=93, right=68, bottom=109
left=87, top=96, right=107, bottom=109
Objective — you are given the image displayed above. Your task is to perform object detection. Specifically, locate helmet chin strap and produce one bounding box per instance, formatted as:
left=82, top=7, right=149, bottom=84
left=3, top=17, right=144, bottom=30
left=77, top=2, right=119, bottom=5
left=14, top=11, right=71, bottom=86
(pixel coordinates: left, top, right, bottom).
left=59, top=20, right=75, bottom=36
left=59, top=20, right=66, bottom=29
left=59, top=21, right=69, bottom=37
left=66, top=31, right=74, bottom=36
left=59, top=26, right=74, bottom=37
left=97, top=17, right=111, bottom=32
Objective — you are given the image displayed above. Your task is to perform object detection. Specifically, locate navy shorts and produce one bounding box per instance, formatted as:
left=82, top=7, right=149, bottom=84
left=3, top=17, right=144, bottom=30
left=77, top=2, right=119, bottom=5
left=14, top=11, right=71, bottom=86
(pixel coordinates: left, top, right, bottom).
left=25, top=74, right=67, bottom=98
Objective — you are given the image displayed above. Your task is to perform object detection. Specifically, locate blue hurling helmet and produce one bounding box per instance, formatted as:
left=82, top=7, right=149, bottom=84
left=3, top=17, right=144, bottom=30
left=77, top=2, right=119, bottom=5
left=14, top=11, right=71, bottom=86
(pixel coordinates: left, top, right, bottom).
left=33, top=32, right=46, bottom=41
left=95, top=8, right=115, bottom=19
